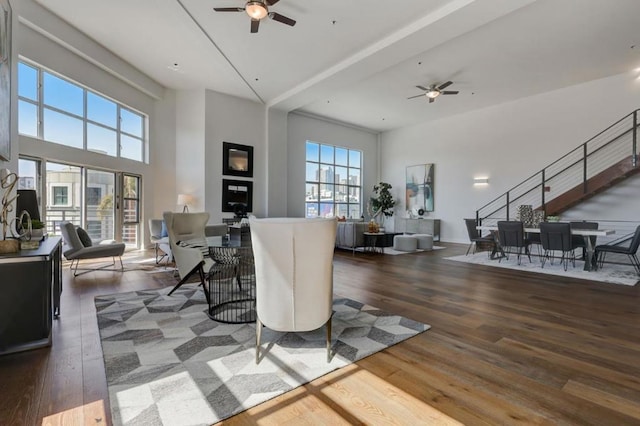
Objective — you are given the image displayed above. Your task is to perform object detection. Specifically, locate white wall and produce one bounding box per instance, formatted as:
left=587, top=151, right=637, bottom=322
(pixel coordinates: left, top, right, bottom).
left=204, top=90, right=266, bottom=222
left=152, top=89, right=177, bottom=215
left=381, top=72, right=640, bottom=243
left=12, top=0, right=170, bottom=247
left=267, top=108, right=288, bottom=217
left=175, top=89, right=206, bottom=212
left=287, top=113, right=379, bottom=218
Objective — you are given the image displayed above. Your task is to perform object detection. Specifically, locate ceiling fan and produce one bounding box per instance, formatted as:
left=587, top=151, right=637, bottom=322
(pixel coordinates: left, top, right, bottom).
left=408, top=81, right=459, bottom=103
left=214, top=0, right=296, bottom=33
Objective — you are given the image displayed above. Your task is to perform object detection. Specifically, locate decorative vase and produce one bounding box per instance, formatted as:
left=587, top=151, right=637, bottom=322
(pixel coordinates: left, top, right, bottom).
left=368, top=220, right=380, bottom=233
left=29, top=229, right=44, bottom=241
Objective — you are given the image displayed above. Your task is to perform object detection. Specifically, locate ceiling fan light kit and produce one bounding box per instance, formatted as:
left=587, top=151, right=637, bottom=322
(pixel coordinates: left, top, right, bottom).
left=425, top=90, right=440, bottom=99
left=408, top=81, right=459, bottom=103
left=214, top=0, right=296, bottom=33
left=245, top=2, right=268, bottom=20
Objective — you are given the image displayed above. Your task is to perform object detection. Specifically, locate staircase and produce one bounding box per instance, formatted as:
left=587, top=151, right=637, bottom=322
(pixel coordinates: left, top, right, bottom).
left=476, top=109, right=640, bottom=225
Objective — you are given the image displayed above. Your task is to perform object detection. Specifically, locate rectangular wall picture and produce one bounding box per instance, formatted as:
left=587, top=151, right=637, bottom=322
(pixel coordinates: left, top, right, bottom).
left=406, top=163, right=434, bottom=214
left=222, top=179, right=253, bottom=213
left=223, top=142, right=253, bottom=178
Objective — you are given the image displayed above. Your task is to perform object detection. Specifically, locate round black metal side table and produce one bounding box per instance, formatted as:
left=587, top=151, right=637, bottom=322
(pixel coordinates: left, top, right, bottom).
left=207, top=238, right=256, bottom=324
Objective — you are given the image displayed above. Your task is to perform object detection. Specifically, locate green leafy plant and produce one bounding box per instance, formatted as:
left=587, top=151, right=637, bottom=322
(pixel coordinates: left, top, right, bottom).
left=369, top=182, right=396, bottom=219
left=30, top=219, right=45, bottom=229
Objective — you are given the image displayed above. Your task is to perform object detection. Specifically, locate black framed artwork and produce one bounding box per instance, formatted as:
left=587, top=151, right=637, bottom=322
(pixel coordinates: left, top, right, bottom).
left=222, top=179, right=253, bottom=213
left=223, top=142, right=253, bottom=177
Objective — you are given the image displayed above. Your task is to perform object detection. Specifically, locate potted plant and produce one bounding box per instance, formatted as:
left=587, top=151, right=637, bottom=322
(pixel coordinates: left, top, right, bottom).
left=368, top=182, right=396, bottom=229
left=23, top=218, right=46, bottom=241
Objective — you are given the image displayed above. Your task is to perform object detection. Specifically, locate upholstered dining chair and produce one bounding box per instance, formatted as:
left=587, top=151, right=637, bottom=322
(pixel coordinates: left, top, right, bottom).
left=497, top=220, right=531, bottom=265
left=250, top=217, right=337, bottom=364
left=163, top=211, right=213, bottom=303
left=464, top=218, right=495, bottom=256
left=539, top=222, right=576, bottom=271
left=595, top=225, right=640, bottom=274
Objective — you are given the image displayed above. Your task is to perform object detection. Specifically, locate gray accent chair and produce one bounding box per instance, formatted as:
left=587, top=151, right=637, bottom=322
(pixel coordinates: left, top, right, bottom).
left=59, top=221, right=126, bottom=276
left=149, top=218, right=171, bottom=264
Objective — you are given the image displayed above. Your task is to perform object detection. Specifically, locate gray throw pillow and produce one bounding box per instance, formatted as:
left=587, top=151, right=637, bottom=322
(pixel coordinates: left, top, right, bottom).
left=76, top=227, right=93, bottom=247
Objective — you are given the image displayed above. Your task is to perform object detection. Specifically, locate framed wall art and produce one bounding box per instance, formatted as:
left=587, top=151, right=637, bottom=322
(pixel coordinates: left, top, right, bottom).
left=0, top=0, right=12, bottom=162
left=406, top=163, right=434, bottom=214
left=222, top=179, right=253, bottom=213
left=223, top=142, right=253, bottom=178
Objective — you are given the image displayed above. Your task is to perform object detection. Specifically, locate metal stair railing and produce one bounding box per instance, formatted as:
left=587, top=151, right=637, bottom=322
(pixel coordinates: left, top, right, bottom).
left=476, top=109, right=640, bottom=227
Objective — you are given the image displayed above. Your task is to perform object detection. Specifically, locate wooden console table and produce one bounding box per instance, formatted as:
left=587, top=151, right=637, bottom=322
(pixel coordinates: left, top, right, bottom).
left=0, top=236, right=62, bottom=355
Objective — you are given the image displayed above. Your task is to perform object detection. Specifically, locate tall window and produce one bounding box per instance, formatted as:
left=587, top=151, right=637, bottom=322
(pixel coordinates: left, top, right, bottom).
left=17, top=61, right=146, bottom=162
left=305, top=141, right=362, bottom=218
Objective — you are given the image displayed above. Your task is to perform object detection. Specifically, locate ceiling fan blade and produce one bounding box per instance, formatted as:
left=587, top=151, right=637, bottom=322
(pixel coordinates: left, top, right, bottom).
left=265, top=0, right=280, bottom=5
left=213, top=7, right=244, bottom=12
left=269, top=12, right=296, bottom=26
left=416, top=85, right=429, bottom=91
left=251, top=19, right=260, bottom=33
left=407, top=94, right=425, bottom=100
left=438, top=81, right=453, bottom=90
left=429, top=97, right=435, bottom=103
left=441, top=91, right=459, bottom=95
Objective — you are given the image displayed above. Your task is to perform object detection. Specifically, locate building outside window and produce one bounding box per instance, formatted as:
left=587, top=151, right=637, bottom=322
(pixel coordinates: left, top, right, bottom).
left=51, top=184, right=71, bottom=207
left=305, top=141, right=362, bottom=218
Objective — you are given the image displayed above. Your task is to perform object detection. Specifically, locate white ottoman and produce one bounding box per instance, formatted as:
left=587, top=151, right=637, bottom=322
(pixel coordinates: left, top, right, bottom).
left=393, top=235, right=418, bottom=252
left=414, top=234, right=434, bottom=250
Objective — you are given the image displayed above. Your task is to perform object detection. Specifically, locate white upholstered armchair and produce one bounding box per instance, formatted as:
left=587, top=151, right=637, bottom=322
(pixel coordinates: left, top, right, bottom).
left=163, top=212, right=213, bottom=303
left=249, top=217, right=337, bottom=363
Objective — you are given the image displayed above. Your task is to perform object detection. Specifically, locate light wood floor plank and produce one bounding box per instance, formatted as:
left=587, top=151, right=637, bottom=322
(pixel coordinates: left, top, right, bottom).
left=1, top=243, right=639, bottom=425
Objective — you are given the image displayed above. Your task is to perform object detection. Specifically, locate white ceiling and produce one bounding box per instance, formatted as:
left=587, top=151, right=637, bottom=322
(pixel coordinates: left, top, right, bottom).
left=33, top=0, right=640, bottom=132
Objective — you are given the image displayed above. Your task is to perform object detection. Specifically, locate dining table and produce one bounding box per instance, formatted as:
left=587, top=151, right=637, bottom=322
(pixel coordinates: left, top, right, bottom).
left=477, top=225, right=615, bottom=271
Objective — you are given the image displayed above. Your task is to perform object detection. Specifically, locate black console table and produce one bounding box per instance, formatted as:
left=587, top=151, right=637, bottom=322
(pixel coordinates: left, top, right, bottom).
left=0, top=236, right=62, bottom=355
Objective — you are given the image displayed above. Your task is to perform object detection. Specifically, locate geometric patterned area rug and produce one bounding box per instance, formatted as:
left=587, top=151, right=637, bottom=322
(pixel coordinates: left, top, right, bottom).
left=95, top=286, right=430, bottom=425
left=446, top=252, right=639, bottom=286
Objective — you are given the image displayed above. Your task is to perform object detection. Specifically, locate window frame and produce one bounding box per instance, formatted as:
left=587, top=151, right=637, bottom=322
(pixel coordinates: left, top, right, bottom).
left=305, top=141, right=362, bottom=219
left=50, top=183, right=72, bottom=207
left=17, top=59, right=147, bottom=163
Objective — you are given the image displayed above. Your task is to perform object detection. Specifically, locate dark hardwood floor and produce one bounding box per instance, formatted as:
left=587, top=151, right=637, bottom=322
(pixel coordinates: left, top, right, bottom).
left=1, top=243, right=639, bottom=425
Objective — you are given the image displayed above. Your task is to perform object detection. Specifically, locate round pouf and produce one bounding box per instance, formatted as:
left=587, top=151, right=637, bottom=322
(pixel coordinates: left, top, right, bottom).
left=414, top=234, right=434, bottom=250
left=393, top=235, right=418, bottom=252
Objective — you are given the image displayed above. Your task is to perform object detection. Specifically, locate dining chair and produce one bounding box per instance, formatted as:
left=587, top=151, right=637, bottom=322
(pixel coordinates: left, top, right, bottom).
left=570, top=221, right=598, bottom=260
left=539, top=222, right=576, bottom=271
left=595, top=225, right=640, bottom=274
left=250, top=217, right=337, bottom=364
left=463, top=218, right=495, bottom=256
left=163, top=211, right=213, bottom=303
left=497, top=221, right=531, bottom=265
